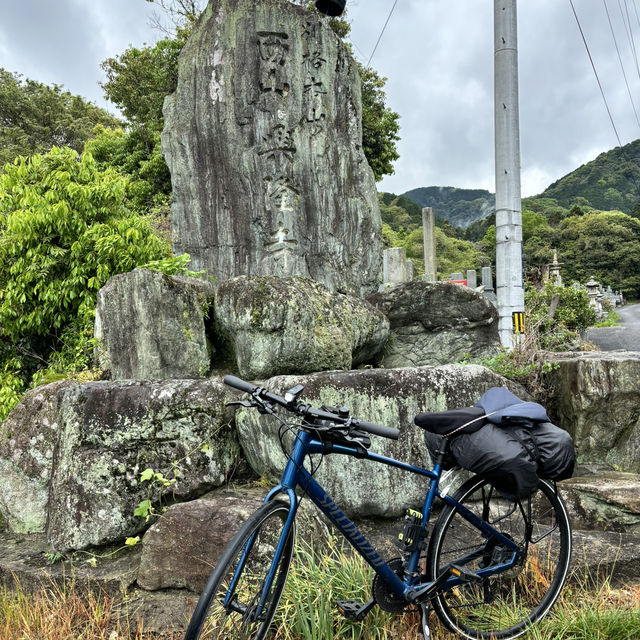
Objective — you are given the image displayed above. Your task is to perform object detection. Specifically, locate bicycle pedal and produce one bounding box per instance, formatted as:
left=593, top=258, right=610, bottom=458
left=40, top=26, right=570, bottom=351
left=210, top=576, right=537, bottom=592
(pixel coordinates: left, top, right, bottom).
left=450, top=563, right=483, bottom=585
left=336, top=598, right=375, bottom=621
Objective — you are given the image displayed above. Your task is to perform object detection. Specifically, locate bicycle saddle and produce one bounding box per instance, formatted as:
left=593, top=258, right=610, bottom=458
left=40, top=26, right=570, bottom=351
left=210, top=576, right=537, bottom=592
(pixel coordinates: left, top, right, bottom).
left=414, top=407, right=487, bottom=435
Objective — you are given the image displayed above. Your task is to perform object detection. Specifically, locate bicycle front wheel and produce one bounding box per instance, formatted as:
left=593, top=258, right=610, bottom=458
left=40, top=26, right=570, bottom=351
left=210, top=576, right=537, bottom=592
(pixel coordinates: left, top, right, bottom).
left=184, top=499, right=295, bottom=640
left=427, top=475, right=571, bottom=640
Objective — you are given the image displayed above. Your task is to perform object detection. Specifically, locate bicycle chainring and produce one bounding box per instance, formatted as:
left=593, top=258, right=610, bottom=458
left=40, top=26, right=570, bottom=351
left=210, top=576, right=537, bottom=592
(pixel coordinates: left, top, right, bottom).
left=372, top=557, right=408, bottom=613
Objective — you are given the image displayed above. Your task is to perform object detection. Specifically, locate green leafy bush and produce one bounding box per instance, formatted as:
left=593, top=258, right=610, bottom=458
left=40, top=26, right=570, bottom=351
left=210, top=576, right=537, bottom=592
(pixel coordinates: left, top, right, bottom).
left=525, top=281, right=596, bottom=351
left=0, top=146, right=186, bottom=420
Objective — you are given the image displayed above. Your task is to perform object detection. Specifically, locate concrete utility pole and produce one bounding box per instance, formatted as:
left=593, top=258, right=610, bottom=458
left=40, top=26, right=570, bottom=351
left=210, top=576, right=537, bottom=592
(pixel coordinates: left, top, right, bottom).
left=494, top=0, right=524, bottom=348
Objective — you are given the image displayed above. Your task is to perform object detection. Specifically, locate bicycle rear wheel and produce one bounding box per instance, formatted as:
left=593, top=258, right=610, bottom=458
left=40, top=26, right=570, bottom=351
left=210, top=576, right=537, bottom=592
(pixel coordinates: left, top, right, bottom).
left=427, top=475, right=571, bottom=640
left=184, top=499, right=295, bottom=640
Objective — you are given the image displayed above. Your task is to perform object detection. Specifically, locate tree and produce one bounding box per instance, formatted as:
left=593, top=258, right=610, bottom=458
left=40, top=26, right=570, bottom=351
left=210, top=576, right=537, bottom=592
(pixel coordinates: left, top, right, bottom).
left=525, top=281, right=596, bottom=351
left=0, top=147, right=183, bottom=418
left=358, top=65, right=400, bottom=181
left=0, top=68, right=121, bottom=168
left=557, top=210, right=640, bottom=298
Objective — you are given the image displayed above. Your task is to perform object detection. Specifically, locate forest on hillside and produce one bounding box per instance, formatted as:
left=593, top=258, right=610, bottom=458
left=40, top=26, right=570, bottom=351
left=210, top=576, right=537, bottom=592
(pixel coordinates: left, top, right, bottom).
left=381, top=186, right=640, bottom=301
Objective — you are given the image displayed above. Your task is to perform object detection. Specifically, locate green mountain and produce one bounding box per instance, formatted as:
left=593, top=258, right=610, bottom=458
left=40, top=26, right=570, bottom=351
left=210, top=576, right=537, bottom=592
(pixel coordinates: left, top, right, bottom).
left=539, top=139, right=640, bottom=215
left=401, top=186, right=495, bottom=229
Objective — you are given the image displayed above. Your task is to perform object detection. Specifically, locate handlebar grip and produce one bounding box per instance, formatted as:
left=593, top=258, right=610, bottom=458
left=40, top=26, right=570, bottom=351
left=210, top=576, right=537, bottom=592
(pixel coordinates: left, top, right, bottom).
left=223, top=375, right=258, bottom=394
left=353, top=419, right=400, bottom=440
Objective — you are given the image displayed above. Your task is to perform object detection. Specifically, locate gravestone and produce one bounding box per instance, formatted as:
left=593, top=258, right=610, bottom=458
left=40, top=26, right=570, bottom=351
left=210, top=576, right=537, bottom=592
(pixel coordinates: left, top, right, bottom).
left=162, top=0, right=382, bottom=296
left=466, top=269, right=477, bottom=289
left=383, top=247, right=408, bottom=284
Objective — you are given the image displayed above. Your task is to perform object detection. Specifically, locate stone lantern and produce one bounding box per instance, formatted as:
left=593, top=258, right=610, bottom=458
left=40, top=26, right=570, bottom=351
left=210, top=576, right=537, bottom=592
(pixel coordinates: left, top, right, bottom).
left=585, top=276, right=603, bottom=317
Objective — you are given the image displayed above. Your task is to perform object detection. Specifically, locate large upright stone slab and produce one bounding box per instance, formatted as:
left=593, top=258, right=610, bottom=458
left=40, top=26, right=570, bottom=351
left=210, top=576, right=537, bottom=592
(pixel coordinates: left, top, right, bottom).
left=162, top=0, right=382, bottom=296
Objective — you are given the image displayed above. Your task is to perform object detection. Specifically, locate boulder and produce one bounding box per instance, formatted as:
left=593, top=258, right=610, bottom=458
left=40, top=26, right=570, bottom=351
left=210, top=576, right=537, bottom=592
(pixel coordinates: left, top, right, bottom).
left=137, top=486, right=329, bottom=592
left=47, top=379, right=240, bottom=551
left=545, top=352, right=640, bottom=472
left=137, top=495, right=263, bottom=592
left=367, top=281, right=500, bottom=368
left=0, top=381, right=75, bottom=533
left=162, top=0, right=382, bottom=296
left=571, top=529, right=640, bottom=586
left=95, top=269, right=216, bottom=380
left=561, top=472, right=640, bottom=534
left=214, top=276, right=389, bottom=379
left=235, top=366, right=528, bottom=517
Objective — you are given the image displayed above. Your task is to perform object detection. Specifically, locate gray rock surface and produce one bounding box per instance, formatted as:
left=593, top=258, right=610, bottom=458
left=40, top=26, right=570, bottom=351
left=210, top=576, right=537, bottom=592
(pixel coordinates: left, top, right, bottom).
left=137, top=487, right=329, bottom=593
left=236, top=365, right=528, bottom=517
left=561, top=472, right=640, bottom=534
left=137, top=495, right=263, bottom=592
left=214, top=276, right=389, bottom=379
left=0, top=381, right=74, bottom=533
left=546, top=351, right=640, bottom=472
left=571, top=529, right=640, bottom=586
left=95, top=268, right=215, bottom=380
left=367, top=281, right=500, bottom=367
left=162, top=0, right=382, bottom=296
left=46, top=379, right=240, bottom=551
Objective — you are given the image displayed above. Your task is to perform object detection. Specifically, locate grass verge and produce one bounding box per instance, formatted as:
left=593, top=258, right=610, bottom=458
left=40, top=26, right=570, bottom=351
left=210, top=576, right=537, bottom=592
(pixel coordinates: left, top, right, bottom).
left=1, top=539, right=639, bottom=639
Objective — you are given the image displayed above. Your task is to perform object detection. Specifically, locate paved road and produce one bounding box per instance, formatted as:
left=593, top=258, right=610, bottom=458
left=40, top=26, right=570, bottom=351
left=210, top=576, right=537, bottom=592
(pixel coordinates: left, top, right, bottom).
left=585, top=303, right=640, bottom=351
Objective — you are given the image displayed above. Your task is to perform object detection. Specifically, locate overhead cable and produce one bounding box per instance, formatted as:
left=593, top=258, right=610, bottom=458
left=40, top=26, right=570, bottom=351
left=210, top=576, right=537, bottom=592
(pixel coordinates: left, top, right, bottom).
left=569, top=0, right=623, bottom=148
left=366, top=0, right=399, bottom=68
left=619, top=0, right=640, bottom=80
left=603, top=0, right=640, bottom=130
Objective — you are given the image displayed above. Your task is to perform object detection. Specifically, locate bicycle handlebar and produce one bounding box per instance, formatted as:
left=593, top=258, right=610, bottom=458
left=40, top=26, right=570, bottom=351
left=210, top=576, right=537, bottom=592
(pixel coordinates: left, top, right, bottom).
left=223, top=375, right=399, bottom=440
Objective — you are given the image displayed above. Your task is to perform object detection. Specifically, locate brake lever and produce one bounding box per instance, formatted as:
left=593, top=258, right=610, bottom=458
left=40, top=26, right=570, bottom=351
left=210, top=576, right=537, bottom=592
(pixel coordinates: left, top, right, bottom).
left=225, top=398, right=276, bottom=415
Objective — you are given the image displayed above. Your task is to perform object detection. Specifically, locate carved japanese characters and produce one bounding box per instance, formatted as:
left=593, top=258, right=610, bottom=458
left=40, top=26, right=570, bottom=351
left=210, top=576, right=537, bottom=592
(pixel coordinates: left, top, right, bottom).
left=162, top=0, right=382, bottom=296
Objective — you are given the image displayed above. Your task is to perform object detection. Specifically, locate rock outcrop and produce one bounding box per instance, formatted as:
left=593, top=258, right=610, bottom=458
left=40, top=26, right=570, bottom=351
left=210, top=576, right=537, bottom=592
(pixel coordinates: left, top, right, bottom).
left=545, top=351, right=640, bottom=472
left=95, top=269, right=216, bottom=380
left=137, top=487, right=329, bottom=593
left=367, top=281, right=500, bottom=367
left=215, top=276, right=389, bottom=379
left=561, top=472, right=640, bottom=534
left=0, top=379, right=241, bottom=551
left=162, top=0, right=382, bottom=296
left=236, top=365, right=529, bottom=517
left=0, top=381, right=75, bottom=533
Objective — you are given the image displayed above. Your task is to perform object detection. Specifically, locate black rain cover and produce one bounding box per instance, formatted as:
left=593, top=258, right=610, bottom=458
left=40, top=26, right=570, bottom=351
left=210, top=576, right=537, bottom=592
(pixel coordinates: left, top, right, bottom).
left=422, top=401, right=575, bottom=498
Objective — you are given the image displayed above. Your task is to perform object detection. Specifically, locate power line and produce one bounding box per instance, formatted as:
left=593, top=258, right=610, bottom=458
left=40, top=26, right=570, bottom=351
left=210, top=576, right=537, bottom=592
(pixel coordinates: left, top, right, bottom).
left=569, top=0, right=623, bottom=148
left=366, top=0, right=399, bottom=68
left=603, top=0, right=640, bottom=130
left=618, top=0, right=640, bottom=80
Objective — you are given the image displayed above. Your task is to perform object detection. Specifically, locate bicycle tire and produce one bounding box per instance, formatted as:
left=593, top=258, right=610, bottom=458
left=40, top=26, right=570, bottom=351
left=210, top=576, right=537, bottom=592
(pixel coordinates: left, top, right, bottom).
left=184, top=499, right=295, bottom=640
left=427, top=475, right=571, bottom=640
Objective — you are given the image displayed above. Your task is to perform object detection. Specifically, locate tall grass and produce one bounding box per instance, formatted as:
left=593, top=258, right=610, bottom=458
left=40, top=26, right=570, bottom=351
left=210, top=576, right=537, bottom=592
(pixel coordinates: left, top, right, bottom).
left=0, top=542, right=638, bottom=639
left=0, top=577, right=177, bottom=640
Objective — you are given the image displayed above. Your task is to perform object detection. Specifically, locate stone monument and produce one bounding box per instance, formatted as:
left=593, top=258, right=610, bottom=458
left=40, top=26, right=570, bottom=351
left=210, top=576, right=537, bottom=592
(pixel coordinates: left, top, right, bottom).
left=162, top=0, right=382, bottom=296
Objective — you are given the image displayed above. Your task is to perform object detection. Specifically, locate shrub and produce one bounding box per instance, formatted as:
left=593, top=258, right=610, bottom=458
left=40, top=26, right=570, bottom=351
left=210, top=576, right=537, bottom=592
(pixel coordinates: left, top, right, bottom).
left=0, top=146, right=187, bottom=420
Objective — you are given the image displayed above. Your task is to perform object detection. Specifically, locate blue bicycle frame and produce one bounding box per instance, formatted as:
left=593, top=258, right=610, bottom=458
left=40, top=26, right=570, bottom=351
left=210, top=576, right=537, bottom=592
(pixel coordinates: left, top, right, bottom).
left=235, top=429, right=521, bottom=618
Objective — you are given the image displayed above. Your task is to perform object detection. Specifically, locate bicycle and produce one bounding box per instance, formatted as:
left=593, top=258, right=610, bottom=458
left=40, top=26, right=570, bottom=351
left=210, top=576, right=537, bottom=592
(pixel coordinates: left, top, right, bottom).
left=184, top=375, right=572, bottom=640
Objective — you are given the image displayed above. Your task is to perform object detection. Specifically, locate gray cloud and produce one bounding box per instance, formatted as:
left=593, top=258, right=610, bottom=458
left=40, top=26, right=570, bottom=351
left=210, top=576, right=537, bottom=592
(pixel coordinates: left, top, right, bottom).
left=2, top=0, right=639, bottom=198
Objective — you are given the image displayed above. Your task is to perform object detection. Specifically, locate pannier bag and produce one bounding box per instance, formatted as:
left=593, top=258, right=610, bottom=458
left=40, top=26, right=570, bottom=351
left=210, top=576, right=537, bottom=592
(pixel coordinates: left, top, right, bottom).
left=417, top=387, right=575, bottom=499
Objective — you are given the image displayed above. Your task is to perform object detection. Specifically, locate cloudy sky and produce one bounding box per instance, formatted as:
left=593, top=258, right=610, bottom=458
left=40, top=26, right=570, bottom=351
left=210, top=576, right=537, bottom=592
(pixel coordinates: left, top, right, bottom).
left=2, top=0, right=639, bottom=197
